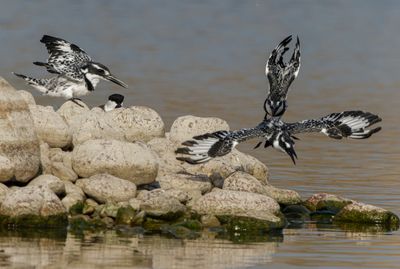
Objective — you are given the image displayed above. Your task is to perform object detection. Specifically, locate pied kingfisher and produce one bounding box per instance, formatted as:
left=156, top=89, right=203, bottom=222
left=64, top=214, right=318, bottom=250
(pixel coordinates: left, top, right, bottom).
left=13, top=35, right=127, bottom=104
left=176, top=111, right=382, bottom=164
left=264, top=35, right=300, bottom=118
left=99, top=93, right=125, bottom=112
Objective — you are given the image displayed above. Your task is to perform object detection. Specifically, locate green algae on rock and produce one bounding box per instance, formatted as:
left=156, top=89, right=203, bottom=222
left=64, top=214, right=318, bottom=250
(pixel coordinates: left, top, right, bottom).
left=334, top=202, right=400, bottom=228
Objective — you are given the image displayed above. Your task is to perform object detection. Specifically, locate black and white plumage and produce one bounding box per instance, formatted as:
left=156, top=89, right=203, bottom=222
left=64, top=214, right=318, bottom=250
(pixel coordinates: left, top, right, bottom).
left=264, top=35, right=300, bottom=118
left=99, top=94, right=125, bottom=112
left=176, top=110, right=381, bottom=164
left=14, top=35, right=127, bottom=100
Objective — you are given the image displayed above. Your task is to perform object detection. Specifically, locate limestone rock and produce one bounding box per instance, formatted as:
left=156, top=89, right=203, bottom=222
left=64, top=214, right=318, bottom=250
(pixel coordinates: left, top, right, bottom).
left=0, top=155, right=14, bottom=182
left=17, top=90, right=35, bottom=105
left=70, top=106, right=164, bottom=146
left=28, top=174, right=65, bottom=196
left=169, top=115, right=229, bottom=144
left=72, top=139, right=158, bottom=185
left=57, top=100, right=89, bottom=126
left=0, top=186, right=66, bottom=218
left=157, top=173, right=212, bottom=194
left=335, top=202, right=399, bottom=227
left=0, top=78, right=40, bottom=182
left=62, top=194, right=85, bottom=212
left=304, top=193, right=353, bottom=212
left=64, top=181, right=85, bottom=198
left=76, top=173, right=137, bottom=204
left=223, top=171, right=265, bottom=194
left=109, top=106, right=165, bottom=142
left=0, top=183, right=9, bottom=204
left=192, top=189, right=282, bottom=224
left=29, top=104, right=72, bottom=148
left=262, top=185, right=302, bottom=205
left=137, top=189, right=186, bottom=220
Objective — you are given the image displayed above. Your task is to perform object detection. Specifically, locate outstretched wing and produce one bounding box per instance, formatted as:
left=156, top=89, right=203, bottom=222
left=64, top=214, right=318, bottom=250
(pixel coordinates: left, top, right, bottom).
left=34, top=35, right=92, bottom=80
left=286, top=110, right=382, bottom=139
left=265, top=35, right=301, bottom=104
left=176, top=128, right=265, bottom=164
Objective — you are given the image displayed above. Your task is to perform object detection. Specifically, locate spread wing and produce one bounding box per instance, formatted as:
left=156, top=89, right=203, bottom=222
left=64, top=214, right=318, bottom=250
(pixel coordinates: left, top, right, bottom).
left=265, top=35, right=301, bottom=103
left=34, top=35, right=92, bottom=80
left=286, top=111, right=382, bottom=139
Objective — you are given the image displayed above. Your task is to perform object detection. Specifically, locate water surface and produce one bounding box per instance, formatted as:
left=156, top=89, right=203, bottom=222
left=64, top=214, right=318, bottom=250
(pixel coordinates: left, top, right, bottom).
left=0, top=1, right=399, bottom=268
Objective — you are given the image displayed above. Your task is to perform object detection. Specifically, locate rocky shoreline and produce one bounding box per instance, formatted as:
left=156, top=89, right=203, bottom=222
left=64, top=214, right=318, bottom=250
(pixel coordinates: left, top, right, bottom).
left=0, top=77, right=398, bottom=238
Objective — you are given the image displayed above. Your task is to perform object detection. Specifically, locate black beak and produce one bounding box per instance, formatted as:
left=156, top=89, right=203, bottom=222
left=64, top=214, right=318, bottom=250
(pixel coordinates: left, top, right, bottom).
left=106, top=75, right=128, bottom=88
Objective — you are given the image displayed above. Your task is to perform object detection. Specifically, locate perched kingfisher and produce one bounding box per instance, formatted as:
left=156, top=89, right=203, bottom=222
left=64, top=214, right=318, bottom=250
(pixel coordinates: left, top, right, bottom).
left=264, top=35, right=300, bottom=118
left=176, top=110, right=382, bottom=164
left=13, top=35, right=127, bottom=104
left=99, top=93, right=125, bottom=112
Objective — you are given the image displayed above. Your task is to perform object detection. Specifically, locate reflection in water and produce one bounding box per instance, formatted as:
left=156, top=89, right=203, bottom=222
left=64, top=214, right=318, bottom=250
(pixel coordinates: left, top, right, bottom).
left=0, top=225, right=399, bottom=269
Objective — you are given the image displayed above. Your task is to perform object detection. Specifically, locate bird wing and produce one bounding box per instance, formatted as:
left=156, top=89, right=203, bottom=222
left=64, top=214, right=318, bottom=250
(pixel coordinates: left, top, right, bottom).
left=35, top=35, right=92, bottom=80
left=286, top=110, right=382, bottom=139
left=175, top=128, right=265, bottom=164
left=265, top=35, right=300, bottom=102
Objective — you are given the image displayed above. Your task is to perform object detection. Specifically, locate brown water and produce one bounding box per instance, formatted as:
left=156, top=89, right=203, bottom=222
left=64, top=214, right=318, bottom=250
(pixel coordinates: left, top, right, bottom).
left=1, top=0, right=400, bottom=268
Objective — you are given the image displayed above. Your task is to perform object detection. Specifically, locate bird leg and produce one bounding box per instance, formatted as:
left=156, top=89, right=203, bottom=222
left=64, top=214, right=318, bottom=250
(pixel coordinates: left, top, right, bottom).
left=69, top=98, right=84, bottom=107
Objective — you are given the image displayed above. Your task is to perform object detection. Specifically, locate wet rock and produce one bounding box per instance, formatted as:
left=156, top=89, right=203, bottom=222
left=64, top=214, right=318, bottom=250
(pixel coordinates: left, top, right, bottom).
left=304, top=193, right=353, bottom=212
left=157, top=173, right=212, bottom=194
left=57, top=100, right=90, bottom=127
left=0, top=156, right=14, bottom=183
left=0, top=78, right=40, bottom=182
left=115, top=206, right=137, bottom=225
left=72, top=139, right=158, bottom=185
left=17, top=90, right=35, bottom=105
left=282, top=205, right=311, bottom=222
left=334, top=202, right=400, bottom=227
left=69, top=214, right=107, bottom=231
left=62, top=194, right=84, bottom=212
left=201, top=215, right=221, bottom=227
left=99, top=202, right=119, bottom=218
left=0, top=186, right=67, bottom=227
left=76, top=174, right=137, bottom=204
left=137, top=190, right=186, bottom=220
left=222, top=171, right=301, bottom=205
left=82, top=198, right=98, bottom=215
left=28, top=174, right=65, bottom=196
left=192, top=189, right=284, bottom=230
left=262, top=185, right=302, bottom=206
left=169, top=115, right=230, bottom=144
left=29, top=104, right=72, bottom=148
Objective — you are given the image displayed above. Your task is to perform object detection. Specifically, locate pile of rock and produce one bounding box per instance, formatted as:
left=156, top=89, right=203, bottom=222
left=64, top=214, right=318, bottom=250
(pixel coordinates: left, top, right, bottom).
left=0, top=77, right=398, bottom=235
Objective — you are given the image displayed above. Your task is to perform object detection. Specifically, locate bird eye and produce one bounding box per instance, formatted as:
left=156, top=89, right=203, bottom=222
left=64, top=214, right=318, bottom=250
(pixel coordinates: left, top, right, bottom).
left=98, top=69, right=105, bottom=74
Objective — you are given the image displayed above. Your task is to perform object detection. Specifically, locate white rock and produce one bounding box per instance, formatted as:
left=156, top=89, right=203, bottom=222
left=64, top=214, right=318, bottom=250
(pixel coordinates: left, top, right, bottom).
left=76, top=173, right=137, bottom=204
left=169, top=115, right=229, bottom=144
left=28, top=174, right=65, bottom=196
left=0, top=186, right=66, bottom=217
left=72, top=139, right=158, bottom=185
left=0, top=77, right=40, bottom=182
left=157, top=173, right=212, bottom=194
left=17, top=90, right=35, bottom=105
left=0, top=155, right=14, bottom=182
left=57, top=100, right=90, bottom=127
left=29, top=104, right=72, bottom=148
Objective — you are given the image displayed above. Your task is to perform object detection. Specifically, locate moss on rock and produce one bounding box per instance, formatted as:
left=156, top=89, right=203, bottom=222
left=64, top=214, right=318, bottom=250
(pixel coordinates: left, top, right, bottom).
left=115, top=206, right=137, bottom=225
left=0, top=213, right=68, bottom=228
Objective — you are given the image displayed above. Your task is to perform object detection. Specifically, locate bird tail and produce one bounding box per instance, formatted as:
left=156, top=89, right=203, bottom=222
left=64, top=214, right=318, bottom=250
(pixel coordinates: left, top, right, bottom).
left=175, top=131, right=233, bottom=164
left=13, top=72, right=48, bottom=93
left=323, top=111, right=382, bottom=139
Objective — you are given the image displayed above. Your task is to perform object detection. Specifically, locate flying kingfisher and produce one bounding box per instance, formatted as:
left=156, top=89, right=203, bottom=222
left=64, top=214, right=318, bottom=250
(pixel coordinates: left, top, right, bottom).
left=13, top=35, right=127, bottom=104
left=264, top=35, right=300, bottom=118
left=176, top=110, right=382, bottom=164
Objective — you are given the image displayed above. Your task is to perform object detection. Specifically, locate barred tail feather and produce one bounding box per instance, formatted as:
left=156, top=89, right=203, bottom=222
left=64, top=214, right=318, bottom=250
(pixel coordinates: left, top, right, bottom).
left=323, top=111, right=382, bottom=139
left=13, top=72, right=48, bottom=93
left=176, top=131, right=234, bottom=164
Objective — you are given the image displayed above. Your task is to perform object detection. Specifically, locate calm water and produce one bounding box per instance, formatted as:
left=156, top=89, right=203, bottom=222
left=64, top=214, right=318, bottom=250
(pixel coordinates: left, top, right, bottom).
left=1, top=0, right=400, bottom=268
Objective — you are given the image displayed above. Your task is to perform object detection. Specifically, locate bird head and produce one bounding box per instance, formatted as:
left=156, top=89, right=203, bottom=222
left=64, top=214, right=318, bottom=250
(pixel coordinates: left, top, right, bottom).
left=81, top=62, right=128, bottom=88
left=264, top=97, right=287, bottom=118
